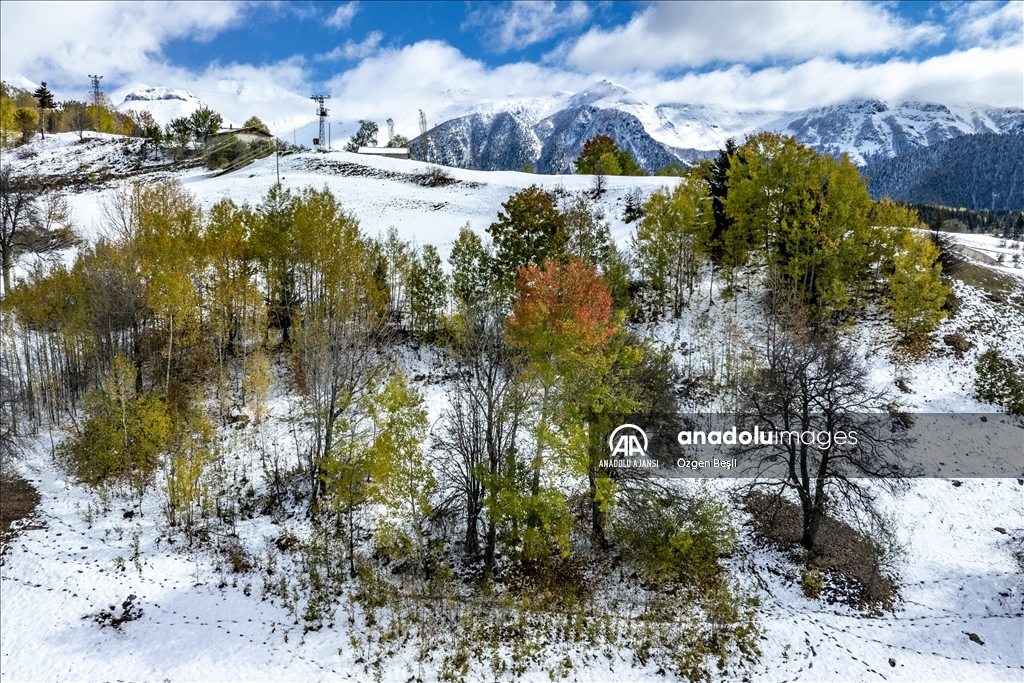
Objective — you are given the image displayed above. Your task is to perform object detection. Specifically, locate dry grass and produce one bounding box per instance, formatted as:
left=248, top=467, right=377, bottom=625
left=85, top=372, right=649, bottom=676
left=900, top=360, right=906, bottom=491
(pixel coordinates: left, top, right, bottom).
left=744, top=492, right=898, bottom=611
left=0, top=472, right=41, bottom=555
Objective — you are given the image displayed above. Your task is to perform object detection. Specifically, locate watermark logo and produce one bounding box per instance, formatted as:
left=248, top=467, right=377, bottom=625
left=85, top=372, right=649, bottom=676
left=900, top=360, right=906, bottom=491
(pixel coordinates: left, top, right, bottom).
left=608, top=424, right=648, bottom=458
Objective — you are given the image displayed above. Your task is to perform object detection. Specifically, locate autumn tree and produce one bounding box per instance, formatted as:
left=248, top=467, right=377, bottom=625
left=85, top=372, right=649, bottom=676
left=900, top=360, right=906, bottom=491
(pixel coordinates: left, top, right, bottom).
left=286, top=187, right=388, bottom=511
left=507, top=258, right=619, bottom=561
left=408, top=244, right=447, bottom=334
left=574, top=135, right=643, bottom=176
left=634, top=175, right=713, bottom=316
left=487, top=185, right=567, bottom=290
left=884, top=229, right=949, bottom=340
left=449, top=225, right=492, bottom=310
left=63, top=101, right=93, bottom=140
left=368, top=373, right=435, bottom=569
left=725, top=132, right=893, bottom=320
left=14, top=107, right=38, bottom=144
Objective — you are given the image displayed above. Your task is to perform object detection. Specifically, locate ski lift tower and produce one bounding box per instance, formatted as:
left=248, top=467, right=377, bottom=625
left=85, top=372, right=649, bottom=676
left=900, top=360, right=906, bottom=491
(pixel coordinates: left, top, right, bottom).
left=310, top=95, right=330, bottom=151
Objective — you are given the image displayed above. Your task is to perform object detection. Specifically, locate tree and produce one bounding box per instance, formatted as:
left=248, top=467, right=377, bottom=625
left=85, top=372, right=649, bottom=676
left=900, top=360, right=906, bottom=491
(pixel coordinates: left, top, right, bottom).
left=0, top=167, right=76, bottom=298
left=345, top=120, right=378, bottom=152
left=368, top=373, right=435, bottom=569
left=885, top=229, right=949, bottom=340
left=188, top=107, right=223, bottom=149
left=33, top=82, right=55, bottom=137
left=14, top=108, right=38, bottom=144
left=561, top=194, right=612, bottom=269
left=436, top=300, right=523, bottom=566
left=63, top=101, right=93, bottom=140
left=736, top=325, right=908, bottom=551
left=487, top=185, right=566, bottom=290
left=387, top=133, right=410, bottom=149
left=408, top=244, right=447, bottom=334
left=164, top=117, right=193, bottom=157
left=243, top=116, right=270, bottom=135
left=131, top=110, right=163, bottom=149
left=574, top=135, right=643, bottom=176
left=449, top=225, right=491, bottom=309
left=725, top=132, right=888, bottom=319
left=507, top=258, right=619, bottom=561
left=634, top=175, right=713, bottom=316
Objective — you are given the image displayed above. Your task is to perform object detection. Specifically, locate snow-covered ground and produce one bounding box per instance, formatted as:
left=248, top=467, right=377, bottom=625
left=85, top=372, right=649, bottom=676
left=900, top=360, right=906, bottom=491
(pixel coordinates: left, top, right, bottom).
left=2, top=135, right=1023, bottom=682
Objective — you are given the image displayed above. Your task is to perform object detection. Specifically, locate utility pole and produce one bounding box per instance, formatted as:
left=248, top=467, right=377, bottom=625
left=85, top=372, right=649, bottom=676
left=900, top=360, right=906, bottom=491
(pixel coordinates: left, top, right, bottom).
left=418, top=109, right=428, bottom=162
left=310, top=95, right=330, bottom=152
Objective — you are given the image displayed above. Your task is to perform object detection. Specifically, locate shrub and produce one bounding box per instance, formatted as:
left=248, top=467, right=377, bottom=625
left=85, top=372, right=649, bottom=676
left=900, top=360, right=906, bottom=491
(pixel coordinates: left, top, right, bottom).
left=975, top=349, right=1024, bottom=414
left=57, top=353, right=174, bottom=486
left=411, top=165, right=455, bottom=187
left=615, top=486, right=735, bottom=586
left=800, top=568, right=823, bottom=599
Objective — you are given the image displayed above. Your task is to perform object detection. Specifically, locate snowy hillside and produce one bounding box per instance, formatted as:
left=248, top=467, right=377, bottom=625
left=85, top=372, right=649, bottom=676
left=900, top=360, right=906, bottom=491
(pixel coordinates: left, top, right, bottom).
left=2, top=138, right=1023, bottom=682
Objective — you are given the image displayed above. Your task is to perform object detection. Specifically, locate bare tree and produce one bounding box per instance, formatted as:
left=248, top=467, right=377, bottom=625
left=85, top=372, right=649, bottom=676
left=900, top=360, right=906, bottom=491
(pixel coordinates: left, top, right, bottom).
left=736, top=323, right=910, bottom=550
left=435, top=300, right=523, bottom=567
left=0, top=167, right=76, bottom=299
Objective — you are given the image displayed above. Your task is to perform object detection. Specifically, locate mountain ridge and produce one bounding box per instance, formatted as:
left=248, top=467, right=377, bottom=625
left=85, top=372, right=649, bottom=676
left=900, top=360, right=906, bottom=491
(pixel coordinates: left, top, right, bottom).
left=411, top=80, right=1023, bottom=173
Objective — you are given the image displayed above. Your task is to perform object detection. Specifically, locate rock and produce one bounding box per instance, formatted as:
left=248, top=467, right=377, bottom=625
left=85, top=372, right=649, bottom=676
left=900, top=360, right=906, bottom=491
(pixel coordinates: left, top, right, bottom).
left=967, top=632, right=984, bottom=646
left=994, top=527, right=1007, bottom=534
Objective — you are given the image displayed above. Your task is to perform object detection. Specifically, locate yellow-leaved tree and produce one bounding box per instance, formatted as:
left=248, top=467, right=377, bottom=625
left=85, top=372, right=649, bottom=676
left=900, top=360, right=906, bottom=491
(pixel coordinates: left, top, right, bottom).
left=885, top=230, right=949, bottom=340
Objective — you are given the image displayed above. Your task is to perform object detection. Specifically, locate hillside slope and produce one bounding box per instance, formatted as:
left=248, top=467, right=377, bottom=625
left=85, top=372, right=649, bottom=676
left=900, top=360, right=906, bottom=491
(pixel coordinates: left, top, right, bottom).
left=864, top=133, right=1024, bottom=211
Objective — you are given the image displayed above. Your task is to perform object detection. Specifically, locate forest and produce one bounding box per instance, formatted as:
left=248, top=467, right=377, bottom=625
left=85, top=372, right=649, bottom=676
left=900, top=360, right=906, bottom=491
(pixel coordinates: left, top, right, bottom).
left=2, top=130, right=992, bottom=680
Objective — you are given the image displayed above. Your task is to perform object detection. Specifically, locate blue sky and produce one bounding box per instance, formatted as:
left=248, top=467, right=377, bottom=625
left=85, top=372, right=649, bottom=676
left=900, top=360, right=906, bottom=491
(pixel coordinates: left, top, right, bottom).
left=1, top=1, right=1021, bottom=131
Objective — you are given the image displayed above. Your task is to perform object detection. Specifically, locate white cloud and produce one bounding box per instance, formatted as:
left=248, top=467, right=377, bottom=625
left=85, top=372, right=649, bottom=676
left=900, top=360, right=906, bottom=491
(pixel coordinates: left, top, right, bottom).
left=561, top=2, right=943, bottom=72
left=325, top=40, right=588, bottom=136
left=950, top=1, right=1023, bottom=48
left=0, top=1, right=250, bottom=93
left=465, top=1, right=591, bottom=53
left=325, top=2, right=359, bottom=30
left=624, top=46, right=1024, bottom=110
left=316, top=31, right=384, bottom=61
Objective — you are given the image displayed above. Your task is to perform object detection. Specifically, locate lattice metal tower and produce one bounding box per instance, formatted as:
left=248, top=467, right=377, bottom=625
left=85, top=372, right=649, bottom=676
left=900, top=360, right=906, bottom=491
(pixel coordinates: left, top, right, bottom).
left=310, top=95, right=330, bottom=151
left=88, top=74, right=103, bottom=108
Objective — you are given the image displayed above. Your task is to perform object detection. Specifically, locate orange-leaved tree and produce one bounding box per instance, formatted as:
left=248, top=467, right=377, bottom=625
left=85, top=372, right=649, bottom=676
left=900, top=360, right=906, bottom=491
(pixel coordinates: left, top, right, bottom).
left=507, top=257, right=621, bottom=560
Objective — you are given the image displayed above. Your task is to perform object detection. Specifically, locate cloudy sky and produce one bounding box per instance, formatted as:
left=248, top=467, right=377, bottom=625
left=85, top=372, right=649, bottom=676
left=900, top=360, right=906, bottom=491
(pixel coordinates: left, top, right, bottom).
left=1, top=1, right=1021, bottom=134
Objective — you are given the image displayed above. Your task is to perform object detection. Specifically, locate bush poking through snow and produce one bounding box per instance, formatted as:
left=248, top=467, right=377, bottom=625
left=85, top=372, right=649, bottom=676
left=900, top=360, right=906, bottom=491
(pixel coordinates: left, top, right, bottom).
left=411, top=165, right=455, bottom=187
left=974, top=348, right=1024, bottom=415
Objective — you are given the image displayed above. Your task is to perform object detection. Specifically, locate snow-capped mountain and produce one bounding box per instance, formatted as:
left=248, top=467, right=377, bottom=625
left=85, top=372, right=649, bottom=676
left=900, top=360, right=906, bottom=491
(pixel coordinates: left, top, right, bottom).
left=413, top=81, right=1024, bottom=173
left=114, top=86, right=216, bottom=126
left=771, top=99, right=1024, bottom=165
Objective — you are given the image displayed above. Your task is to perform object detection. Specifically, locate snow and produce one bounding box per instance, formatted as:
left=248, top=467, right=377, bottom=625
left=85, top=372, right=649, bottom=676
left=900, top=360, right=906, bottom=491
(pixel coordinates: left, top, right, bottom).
left=2, top=138, right=1023, bottom=682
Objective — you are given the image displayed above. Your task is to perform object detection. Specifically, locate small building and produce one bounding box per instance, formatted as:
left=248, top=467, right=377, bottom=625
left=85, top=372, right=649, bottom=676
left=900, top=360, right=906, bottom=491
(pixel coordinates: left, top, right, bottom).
left=211, top=126, right=274, bottom=144
left=357, top=146, right=410, bottom=159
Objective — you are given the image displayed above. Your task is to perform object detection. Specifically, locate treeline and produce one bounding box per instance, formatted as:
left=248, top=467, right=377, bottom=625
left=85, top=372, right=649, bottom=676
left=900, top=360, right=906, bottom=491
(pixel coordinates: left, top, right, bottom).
left=1, top=81, right=280, bottom=172
left=908, top=202, right=1024, bottom=239
left=863, top=132, right=1024, bottom=212
left=1, top=80, right=149, bottom=145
